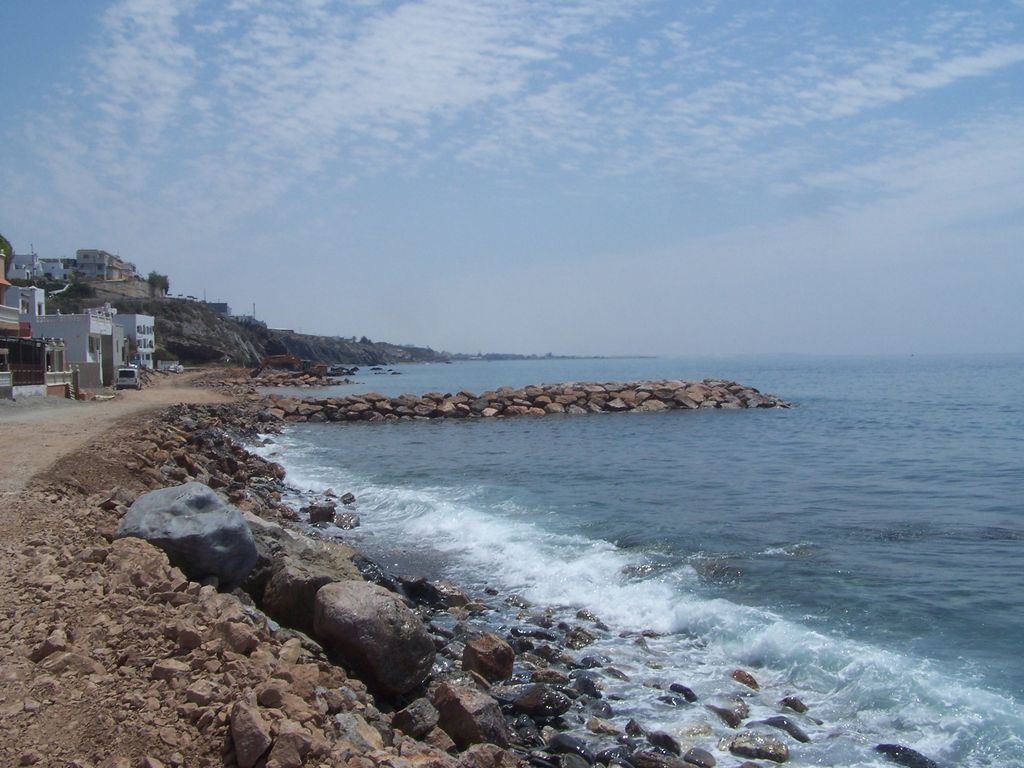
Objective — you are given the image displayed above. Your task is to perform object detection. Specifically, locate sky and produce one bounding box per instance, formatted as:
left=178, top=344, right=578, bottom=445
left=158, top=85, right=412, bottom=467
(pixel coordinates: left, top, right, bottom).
left=2, top=0, right=1023, bottom=356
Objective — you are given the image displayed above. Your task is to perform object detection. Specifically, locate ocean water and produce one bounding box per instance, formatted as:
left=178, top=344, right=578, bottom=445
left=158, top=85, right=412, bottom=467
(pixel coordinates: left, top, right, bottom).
left=256, top=355, right=1024, bottom=766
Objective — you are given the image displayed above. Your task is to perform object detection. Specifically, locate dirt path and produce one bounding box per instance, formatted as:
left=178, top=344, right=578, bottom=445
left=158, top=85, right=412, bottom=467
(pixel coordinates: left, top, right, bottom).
left=0, top=373, right=230, bottom=499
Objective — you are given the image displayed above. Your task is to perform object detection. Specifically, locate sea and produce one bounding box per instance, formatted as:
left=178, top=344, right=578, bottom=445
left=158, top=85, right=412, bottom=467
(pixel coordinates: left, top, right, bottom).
left=252, top=355, right=1024, bottom=767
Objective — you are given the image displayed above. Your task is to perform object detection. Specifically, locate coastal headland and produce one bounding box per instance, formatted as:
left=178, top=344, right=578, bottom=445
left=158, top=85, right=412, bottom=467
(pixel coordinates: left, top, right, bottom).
left=0, top=374, right=935, bottom=768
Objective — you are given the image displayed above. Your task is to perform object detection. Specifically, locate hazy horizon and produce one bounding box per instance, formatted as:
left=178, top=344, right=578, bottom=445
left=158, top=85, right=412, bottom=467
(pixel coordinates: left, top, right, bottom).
left=2, top=1, right=1022, bottom=357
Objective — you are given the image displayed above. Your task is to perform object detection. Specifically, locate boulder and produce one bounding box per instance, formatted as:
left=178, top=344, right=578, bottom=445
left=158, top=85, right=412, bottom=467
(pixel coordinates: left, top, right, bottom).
left=433, top=682, right=510, bottom=748
left=117, top=482, right=257, bottom=589
left=463, top=633, right=515, bottom=683
left=727, top=731, right=789, bottom=763
left=393, top=697, right=439, bottom=739
left=314, top=580, right=435, bottom=696
left=754, top=716, right=810, bottom=743
left=245, top=511, right=360, bottom=634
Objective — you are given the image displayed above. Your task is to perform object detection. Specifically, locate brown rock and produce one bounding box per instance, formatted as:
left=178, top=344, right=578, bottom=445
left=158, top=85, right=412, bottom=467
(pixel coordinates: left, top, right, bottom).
left=433, top=682, right=509, bottom=749
left=727, top=731, right=790, bottom=763
left=29, top=628, right=68, bottom=662
left=732, top=669, right=760, bottom=690
left=151, top=658, right=190, bottom=681
left=463, top=633, right=515, bottom=683
left=314, top=580, right=436, bottom=696
left=230, top=701, right=273, bottom=768
left=457, top=744, right=521, bottom=768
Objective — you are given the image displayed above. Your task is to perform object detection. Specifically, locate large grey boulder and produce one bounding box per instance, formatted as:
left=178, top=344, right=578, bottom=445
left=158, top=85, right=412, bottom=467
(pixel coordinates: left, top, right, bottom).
left=314, top=580, right=435, bottom=696
left=117, top=482, right=257, bottom=589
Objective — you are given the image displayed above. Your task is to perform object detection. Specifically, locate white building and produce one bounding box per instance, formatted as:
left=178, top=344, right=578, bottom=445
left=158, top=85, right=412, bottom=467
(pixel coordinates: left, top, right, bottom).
left=38, top=257, right=76, bottom=281
left=5, top=252, right=42, bottom=281
left=14, top=286, right=46, bottom=318
left=29, top=307, right=126, bottom=388
left=113, top=312, right=156, bottom=369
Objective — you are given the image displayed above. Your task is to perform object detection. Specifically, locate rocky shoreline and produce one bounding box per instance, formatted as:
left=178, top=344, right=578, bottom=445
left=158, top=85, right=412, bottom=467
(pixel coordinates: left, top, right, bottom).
left=0, top=383, right=941, bottom=768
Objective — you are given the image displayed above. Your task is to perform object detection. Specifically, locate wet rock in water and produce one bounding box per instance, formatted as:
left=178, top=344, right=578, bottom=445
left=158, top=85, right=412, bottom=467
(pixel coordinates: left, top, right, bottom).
left=577, top=654, right=610, bottom=669
left=393, top=697, right=439, bottom=739
left=570, top=671, right=604, bottom=698
left=706, top=698, right=750, bottom=727
left=303, top=502, right=336, bottom=523
left=668, top=683, right=698, bottom=702
left=513, top=714, right=544, bottom=747
left=625, top=718, right=647, bottom=736
left=874, top=744, right=941, bottom=768
left=492, top=683, right=572, bottom=718
left=314, top=580, right=435, bottom=696
left=117, top=482, right=257, bottom=589
left=647, top=731, right=682, bottom=755
left=657, top=694, right=690, bottom=708
left=545, top=733, right=595, bottom=764
left=595, top=745, right=632, bottom=766
left=682, top=747, right=716, bottom=768
left=464, top=633, right=516, bottom=683
left=433, top=682, right=510, bottom=748
left=585, top=717, right=621, bottom=737
left=731, top=669, right=760, bottom=690
left=753, top=716, right=810, bottom=743
left=565, top=626, right=598, bottom=649
left=532, top=668, right=570, bottom=686
left=726, top=731, right=790, bottom=763
left=779, top=696, right=808, bottom=714
left=629, top=749, right=690, bottom=768
left=589, top=699, right=614, bottom=718
left=335, top=511, right=360, bottom=529
left=340, top=492, right=356, bottom=505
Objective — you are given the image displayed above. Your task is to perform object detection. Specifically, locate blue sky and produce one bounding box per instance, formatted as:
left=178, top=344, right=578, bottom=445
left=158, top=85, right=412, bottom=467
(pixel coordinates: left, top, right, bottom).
left=2, top=0, right=1023, bottom=355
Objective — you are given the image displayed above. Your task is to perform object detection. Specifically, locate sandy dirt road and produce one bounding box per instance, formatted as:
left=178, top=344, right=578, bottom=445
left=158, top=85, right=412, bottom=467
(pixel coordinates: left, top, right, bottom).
left=0, top=373, right=230, bottom=498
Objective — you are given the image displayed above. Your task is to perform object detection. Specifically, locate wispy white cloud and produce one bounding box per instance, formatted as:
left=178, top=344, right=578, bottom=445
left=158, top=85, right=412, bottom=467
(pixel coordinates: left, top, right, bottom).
left=4, top=0, right=1023, bottom=304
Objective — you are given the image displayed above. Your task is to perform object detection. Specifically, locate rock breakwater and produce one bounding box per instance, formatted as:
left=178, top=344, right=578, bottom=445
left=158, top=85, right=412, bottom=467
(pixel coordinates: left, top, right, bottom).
left=258, top=379, right=789, bottom=425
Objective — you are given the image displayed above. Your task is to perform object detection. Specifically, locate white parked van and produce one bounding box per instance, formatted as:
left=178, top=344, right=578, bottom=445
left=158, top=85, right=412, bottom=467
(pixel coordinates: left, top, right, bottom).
left=116, top=367, right=141, bottom=390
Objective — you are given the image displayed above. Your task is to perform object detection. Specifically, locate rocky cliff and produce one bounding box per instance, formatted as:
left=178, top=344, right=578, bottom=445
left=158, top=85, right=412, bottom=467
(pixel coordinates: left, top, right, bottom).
left=107, top=298, right=449, bottom=366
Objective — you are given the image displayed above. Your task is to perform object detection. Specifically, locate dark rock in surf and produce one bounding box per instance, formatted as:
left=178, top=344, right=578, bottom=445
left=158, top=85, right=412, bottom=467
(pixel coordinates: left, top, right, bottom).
left=628, top=749, right=689, bottom=768
left=647, top=731, right=682, bottom=755
left=753, top=716, right=810, bottom=743
left=874, top=744, right=941, bottom=768
left=545, top=733, right=595, bottom=764
left=668, top=683, right=698, bottom=702
left=492, top=684, right=572, bottom=718
left=706, top=698, right=750, bottom=727
left=779, top=696, right=808, bottom=713
left=682, top=747, right=716, bottom=768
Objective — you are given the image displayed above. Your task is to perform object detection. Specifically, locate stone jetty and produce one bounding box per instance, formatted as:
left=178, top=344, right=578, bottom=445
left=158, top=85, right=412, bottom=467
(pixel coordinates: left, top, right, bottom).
left=259, top=378, right=789, bottom=424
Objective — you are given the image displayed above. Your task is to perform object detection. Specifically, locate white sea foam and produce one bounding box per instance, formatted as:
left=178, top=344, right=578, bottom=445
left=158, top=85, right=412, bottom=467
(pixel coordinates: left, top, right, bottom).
left=253, top=433, right=1024, bottom=766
